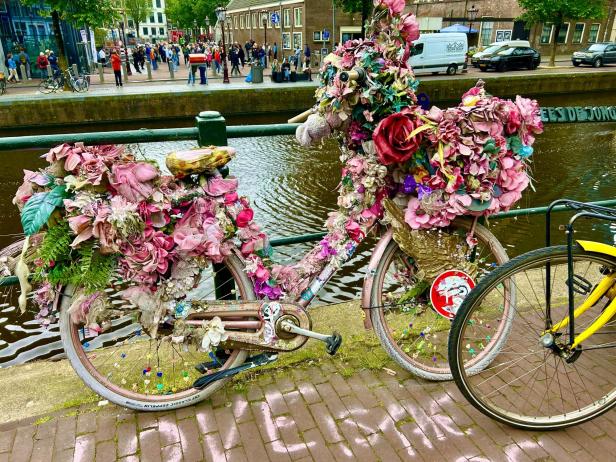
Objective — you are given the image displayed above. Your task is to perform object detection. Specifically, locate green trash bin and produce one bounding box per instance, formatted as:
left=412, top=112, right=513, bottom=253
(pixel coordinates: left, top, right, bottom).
left=251, top=64, right=264, bottom=84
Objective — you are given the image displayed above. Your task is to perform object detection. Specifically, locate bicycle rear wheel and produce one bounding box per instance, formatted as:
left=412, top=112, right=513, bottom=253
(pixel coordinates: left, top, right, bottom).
left=371, top=218, right=512, bottom=381
left=449, top=245, right=616, bottom=429
left=59, top=253, right=254, bottom=411
left=38, top=79, right=54, bottom=94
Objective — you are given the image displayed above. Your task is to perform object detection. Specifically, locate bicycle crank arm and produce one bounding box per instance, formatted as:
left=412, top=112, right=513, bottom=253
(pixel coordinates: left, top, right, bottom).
left=278, top=321, right=343, bottom=355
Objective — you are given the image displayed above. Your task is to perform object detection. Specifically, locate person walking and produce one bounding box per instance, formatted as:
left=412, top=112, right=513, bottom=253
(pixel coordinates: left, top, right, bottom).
left=244, top=41, right=252, bottom=62
left=111, top=50, right=122, bottom=87
left=238, top=45, right=245, bottom=68
left=293, top=46, right=300, bottom=71
left=213, top=48, right=221, bottom=74
left=304, top=44, right=311, bottom=69
left=98, top=48, right=107, bottom=66
left=230, top=46, right=241, bottom=76
left=48, top=50, right=60, bottom=78
left=36, top=52, right=49, bottom=78
left=6, top=53, right=18, bottom=83
left=273, top=42, right=278, bottom=61
left=133, top=47, right=142, bottom=73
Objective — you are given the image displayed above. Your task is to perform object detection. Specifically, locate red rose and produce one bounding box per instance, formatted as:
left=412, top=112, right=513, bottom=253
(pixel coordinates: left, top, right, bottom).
left=373, top=108, right=425, bottom=165
left=236, top=208, right=254, bottom=228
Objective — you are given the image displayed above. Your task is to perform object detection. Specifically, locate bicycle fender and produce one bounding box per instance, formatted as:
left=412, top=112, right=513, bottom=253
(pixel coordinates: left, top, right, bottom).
left=361, top=229, right=394, bottom=330
left=577, top=240, right=616, bottom=258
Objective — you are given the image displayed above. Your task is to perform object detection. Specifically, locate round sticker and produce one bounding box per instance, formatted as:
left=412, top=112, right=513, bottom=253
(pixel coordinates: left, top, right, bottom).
left=429, top=270, right=476, bottom=319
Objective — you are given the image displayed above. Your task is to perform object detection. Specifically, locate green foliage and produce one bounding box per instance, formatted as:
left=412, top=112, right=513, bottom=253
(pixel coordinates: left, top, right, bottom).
left=125, top=0, right=151, bottom=36
left=34, top=219, right=117, bottom=293
left=21, top=185, right=69, bottom=236
left=22, top=0, right=119, bottom=28
left=165, top=0, right=218, bottom=30
left=517, top=0, right=608, bottom=25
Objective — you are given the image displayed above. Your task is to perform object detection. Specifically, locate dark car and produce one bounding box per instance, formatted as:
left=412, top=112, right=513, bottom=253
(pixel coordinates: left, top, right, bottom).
left=571, top=43, right=616, bottom=67
left=477, top=46, right=541, bottom=72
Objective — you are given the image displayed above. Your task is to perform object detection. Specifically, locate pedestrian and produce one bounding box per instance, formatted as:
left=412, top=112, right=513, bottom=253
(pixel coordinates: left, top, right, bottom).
left=48, top=51, right=60, bottom=78
left=293, top=47, right=300, bottom=71
left=98, top=48, right=107, bottom=66
left=304, top=44, right=311, bottom=69
left=17, top=49, right=30, bottom=79
left=133, top=48, right=142, bottom=73
left=281, top=57, right=291, bottom=81
left=183, top=45, right=190, bottom=66
left=198, top=63, right=207, bottom=85
left=151, top=46, right=158, bottom=71
left=245, top=41, right=252, bottom=61
left=273, top=42, right=278, bottom=60
left=6, top=53, right=18, bottom=83
left=238, top=45, right=245, bottom=68
left=213, top=47, right=221, bottom=74
left=187, top=63, right=197, bottom=85
left=36, top=52, right=49, bottom=78
left=230, top=46, right=241, bottom=76
left=111, top=50, right=122, bottom=87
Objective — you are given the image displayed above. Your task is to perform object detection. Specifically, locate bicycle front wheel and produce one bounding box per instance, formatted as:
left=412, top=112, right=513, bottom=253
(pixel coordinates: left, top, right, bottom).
left=59, top=252, right=254, bottom=411
left=38, top=79, right=53, bottom=94
left=371, top=218, right=511, bottom=381
left=449, top=245, right=616, bottom=429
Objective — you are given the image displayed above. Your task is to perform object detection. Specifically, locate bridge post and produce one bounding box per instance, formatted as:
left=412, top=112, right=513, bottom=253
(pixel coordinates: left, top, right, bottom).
left=195, top=111, right=234, bottom=299
left=121, top=62, right=129, bottom=85
left=98, top=63, right=104, bottom=83
left=168, top=60, right=175, bottom=80
left=146, top=61, right=152, bottom=80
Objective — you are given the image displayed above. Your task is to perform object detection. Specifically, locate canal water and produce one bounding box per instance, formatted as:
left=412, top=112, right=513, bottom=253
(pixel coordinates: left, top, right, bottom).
left=1, top=92, right=615, bottom=367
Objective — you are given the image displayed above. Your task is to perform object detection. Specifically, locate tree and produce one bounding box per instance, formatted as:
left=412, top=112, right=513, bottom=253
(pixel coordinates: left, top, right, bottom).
left=334, top=0, right=373, bottom=38
left=125, top=0, right=152, bottom=38
left=23, top=0, right=118, bottom=70
left=165, top=0, right=218, bottom=32
left=518, top=0, right=609, bottom=66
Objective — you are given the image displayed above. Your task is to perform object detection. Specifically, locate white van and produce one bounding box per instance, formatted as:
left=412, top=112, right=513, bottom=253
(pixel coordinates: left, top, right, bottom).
left=471, top=40, right=531, bottom=67
left=408, top=33, right=468, bottom=75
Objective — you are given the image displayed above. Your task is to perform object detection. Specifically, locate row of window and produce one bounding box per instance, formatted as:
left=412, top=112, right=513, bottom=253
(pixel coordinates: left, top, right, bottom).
left=147, top=12, right=165, bottom=24
left=228, top=8, right=303, bottom=31
left=142, top=27, right=166, bottom=36
left=540, top=22, right=602, bottom=45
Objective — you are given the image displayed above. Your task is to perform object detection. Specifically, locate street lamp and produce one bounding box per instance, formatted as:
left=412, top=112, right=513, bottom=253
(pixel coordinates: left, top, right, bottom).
left=215, top=6, right=230, bottom=84
left=467, top=4, right=479, bottom=38
left=205, top=16, right=211, bottom=42
left=261, top=9, right=268, bottom=66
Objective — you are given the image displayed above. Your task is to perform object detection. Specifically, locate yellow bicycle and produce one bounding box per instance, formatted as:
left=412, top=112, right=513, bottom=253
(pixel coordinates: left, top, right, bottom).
left=449, top=199, right=616, bottom=429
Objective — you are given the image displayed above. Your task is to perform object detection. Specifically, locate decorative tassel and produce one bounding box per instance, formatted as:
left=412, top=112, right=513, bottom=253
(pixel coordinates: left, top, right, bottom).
left=16, top=236, right=31, bottom=313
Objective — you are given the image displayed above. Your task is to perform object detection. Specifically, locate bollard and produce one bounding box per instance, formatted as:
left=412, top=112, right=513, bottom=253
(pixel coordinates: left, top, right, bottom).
left=19, top=64, right=26, bottom=81
left=146, top=61, right=152, bottom=80
left=98, top=63, right=104, bottom=83
left=121, top=62, right=129, bottom=84
left=168, top=60, right=175, bottom=80
left=46, top=64, right=52, bottom=78
left=71, top=64, right=78, bottom=77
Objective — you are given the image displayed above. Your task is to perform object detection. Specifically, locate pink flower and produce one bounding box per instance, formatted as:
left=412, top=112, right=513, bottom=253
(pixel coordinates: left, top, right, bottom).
left=68, top=215, right=93, bottom=247
left=236, top=208, right=254, bottom=228
left=120, top=229, right=175, bottom=283
left=13, top=170, right=49, bottom=208
left=204, top=177, right=239, bottom=197
left=376, top=0, right=406, bottom=16
left=111, top=162, right=158, bottom=202
left=80, top=157, right=108, bottom=185
left=373, top=107, right=425, bottom=165
left=224, top=192, right=239, bottom=205
left=399, top=14, right=420, bottom=44
left=345, top=220, right=364, bottom=242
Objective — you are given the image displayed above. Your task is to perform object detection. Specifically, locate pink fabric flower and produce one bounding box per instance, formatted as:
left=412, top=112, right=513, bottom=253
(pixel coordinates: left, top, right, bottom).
left=80, top=157, right=108, bottom=185
left=376, top=0, right=406, bottom=16
left=399, top=14, right=420, bottom=44
left=373, top=107, right=425, bottom=165
left=236, top=208, right=254, bottom=228
left=111, top=162, right=158, bottom=202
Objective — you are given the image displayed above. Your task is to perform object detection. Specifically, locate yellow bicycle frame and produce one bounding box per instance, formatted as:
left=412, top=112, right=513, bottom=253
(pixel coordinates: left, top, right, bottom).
left=548, top=240, right=616, bottom=349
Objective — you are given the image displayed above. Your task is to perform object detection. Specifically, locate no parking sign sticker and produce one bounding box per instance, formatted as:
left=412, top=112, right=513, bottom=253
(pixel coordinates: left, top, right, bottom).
left=429, top=270, right=476, bottom=319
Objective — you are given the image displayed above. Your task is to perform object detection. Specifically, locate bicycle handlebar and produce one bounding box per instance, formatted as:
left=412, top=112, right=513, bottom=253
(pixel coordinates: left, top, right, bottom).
left=340, top=67, right=367, bottom=83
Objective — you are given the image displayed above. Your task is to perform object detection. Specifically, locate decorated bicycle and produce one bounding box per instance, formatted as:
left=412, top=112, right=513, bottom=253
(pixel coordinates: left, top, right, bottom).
left=7, top=1, right=542, bottom=410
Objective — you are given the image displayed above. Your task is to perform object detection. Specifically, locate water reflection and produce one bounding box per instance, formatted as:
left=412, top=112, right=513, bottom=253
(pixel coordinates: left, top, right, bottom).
left=0, top=110, right=615, bottom=366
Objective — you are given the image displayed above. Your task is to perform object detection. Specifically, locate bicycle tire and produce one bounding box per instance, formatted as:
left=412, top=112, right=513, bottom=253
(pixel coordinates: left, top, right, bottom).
left=38, top=79, right=53, bottom=94
left=449, top=245, right=616, bottom=429
left=59, top=252, right=254, bottom=411
left=371, top=217, right=512, bottom=381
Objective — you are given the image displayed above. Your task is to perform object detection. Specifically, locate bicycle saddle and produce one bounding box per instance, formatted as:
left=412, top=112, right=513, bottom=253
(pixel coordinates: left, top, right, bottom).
left=165, top=146, right=236, bottom=177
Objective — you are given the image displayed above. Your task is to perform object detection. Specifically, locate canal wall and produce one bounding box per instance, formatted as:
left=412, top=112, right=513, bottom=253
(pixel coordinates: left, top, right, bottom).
left=1, top=71, right=615, bottom=132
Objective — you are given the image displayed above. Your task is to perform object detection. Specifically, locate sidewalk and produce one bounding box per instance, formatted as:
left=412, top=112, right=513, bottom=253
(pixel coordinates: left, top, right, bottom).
left=0, top=358, right=614, bottom=462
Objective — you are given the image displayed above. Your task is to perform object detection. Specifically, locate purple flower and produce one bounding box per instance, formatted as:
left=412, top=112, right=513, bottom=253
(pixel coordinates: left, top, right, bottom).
left=319, top=239, right=338, bottom=259
left=417, top=184, right=432, bottom=199
left=402, top=175, right=417, bottom=194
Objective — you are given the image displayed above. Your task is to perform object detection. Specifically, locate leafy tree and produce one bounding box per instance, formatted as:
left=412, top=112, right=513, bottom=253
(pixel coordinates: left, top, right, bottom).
left=165, top=0, right=218, bottom=33
left=334, top=0, right=373, bottom=38
left=518, top=0, right=609, bottom=66
left=23, top=0, right=118, bottom=69
left=125, top=0, right=152, bottom=38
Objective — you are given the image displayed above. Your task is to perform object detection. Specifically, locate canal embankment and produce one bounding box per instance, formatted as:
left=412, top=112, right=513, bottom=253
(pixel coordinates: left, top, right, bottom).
left=1, top=71, right=615, bottom=134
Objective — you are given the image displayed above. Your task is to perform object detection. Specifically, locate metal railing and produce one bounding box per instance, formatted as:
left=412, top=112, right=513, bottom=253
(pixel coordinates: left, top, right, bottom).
left=0, top=110, right=615, bottom=251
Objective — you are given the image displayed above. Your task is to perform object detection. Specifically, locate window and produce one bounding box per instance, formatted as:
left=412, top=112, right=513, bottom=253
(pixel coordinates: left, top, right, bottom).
left=572, top=23, right=584, bottom=43
left=233, top=16, right=238, bottom=29
left=293, top=32, right=302, bottom=49
left=157, top=12, right=163, bottom=23
left=252, top=13, right=257, bottom=29
left=313, top=31, right=321, bottom=41
left=282, top=32, right=291, bottom=49
left=283, top=9, right=290, bottom=28
left=556, top=23, right=569, bottom=44
left=151, top=27, right=156, bottom=36
left=480, top=21, right=493, bottom=46
left=143, top=27, right=148, bottom=36
left=540, top=24, right=553, bottom=44
left=240, top=15, right=244, bottom=29
left=149, top=14, right=155, bottom=23
left=128, top=19, right=134, bottom=28
left=155, top=0, right=161, bottom=7
left=294, top=8, right=302, bottom=27
left=410, top=43, right=424, bottom=56
left=159, top=27, right=165, bottom=35
left=588, top=23, right=600, bottom=43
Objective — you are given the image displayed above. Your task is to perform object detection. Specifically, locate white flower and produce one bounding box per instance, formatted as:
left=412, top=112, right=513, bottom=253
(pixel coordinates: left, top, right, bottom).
left=200, top=316, right=229, bottom=352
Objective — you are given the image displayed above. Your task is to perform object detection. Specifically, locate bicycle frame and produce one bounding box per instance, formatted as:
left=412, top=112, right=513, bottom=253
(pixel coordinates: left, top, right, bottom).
left=544, top=199, right=616, bottom=348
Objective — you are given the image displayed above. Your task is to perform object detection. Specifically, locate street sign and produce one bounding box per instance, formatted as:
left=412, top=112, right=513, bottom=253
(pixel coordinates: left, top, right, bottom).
left=271, top=12, right=280, bottom=25
left=322, top=29, right=330, bottom=41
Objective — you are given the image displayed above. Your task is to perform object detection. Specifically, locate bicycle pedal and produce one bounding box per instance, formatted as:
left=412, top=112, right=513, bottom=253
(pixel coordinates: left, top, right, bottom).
left=566, top=274, right=593, bottom=295
left=325, top=332, right=343, bottom=356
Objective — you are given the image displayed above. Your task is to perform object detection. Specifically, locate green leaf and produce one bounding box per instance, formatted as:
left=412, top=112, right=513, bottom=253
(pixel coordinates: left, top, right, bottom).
left=20, top=185, right=68, bottom=236
left=466, top=198, right=493, bottom=212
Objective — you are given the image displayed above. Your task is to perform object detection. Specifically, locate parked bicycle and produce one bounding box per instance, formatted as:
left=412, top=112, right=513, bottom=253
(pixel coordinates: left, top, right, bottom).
left=0, top=71, right=6, bottom=95
left=38, top=68, right=90, bottom=94
left=449, top=199, right=616, bottom=429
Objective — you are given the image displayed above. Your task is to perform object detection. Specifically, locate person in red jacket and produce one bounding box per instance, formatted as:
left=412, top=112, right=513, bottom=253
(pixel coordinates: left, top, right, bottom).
left=111, top=50, right=122, bottom=87
left=36, top=52, right=49, bottom=78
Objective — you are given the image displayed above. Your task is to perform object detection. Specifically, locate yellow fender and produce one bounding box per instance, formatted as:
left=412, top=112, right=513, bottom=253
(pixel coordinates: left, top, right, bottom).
left=577, top=240, right=616, bottom=258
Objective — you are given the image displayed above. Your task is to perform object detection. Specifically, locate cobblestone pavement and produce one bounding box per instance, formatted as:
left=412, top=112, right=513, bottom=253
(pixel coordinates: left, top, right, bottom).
left=0, top=358, right=614, bottom=462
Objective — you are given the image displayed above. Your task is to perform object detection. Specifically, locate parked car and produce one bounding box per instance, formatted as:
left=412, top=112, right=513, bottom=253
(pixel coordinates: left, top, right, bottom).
left=408, top=32, right=468, bottom=75
left=471, top=40, right=530, bottom=67
left=571, top=43, right=616, bottom=67
left=477, top=46, right=540, bottom=72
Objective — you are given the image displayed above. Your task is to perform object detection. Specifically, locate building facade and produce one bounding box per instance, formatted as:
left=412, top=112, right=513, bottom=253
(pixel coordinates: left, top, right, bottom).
left=224, top=0, right=363, bottom=64
left=407, top=0, right=616, bottom=53
left=126, top=0, right=168, bottom=42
